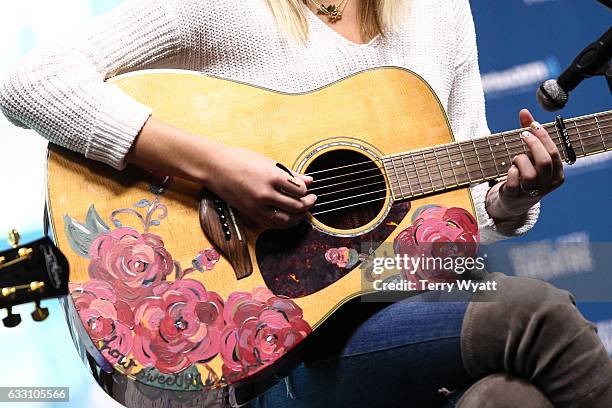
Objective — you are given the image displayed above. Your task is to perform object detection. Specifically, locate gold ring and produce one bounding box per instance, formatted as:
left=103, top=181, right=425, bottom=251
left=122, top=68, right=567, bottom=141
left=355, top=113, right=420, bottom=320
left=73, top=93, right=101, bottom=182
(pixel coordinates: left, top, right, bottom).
left=520, top=182, right=540, bottom=197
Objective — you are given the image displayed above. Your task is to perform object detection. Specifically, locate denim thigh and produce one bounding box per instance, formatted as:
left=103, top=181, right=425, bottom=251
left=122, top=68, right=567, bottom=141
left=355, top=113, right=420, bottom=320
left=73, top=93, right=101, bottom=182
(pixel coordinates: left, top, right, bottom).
left=246, top=291, right=474, bottom=408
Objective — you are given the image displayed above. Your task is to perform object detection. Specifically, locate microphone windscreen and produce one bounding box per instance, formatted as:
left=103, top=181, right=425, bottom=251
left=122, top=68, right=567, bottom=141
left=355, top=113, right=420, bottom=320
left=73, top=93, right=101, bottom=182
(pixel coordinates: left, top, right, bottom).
left=536, top=79, right=568, bottom=112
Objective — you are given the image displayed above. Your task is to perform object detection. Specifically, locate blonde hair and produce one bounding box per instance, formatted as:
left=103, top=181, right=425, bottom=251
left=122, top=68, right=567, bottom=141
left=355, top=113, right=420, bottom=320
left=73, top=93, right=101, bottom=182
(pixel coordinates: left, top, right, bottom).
left=267, top=0, right=402, bottom=43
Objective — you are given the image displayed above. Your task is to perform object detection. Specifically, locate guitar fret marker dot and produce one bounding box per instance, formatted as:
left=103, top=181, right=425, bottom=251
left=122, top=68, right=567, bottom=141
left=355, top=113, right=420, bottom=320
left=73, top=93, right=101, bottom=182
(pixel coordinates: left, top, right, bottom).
left=501, top=161, right=506, bottom=166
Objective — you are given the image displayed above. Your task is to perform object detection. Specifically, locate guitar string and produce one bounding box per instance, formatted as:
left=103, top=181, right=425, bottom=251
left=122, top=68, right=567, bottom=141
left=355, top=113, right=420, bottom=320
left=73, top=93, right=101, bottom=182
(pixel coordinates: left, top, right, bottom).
left=312, top=140, right=612, bottom=213
left=304, top=113, right=612, bottom=178
left=307, top=119, right=612, bottom=190
left=310, top=128, right=612, bottom=213
left=310, top=125, right=612, bottom=214
left=308, top=121, right=612, bottom=194
left=309, top=129, right=612, bottom=217
left=308, top=118, right=612, bottom=184
left=301, top=113, right=612, bottom=178
left=311, top=132, right=612, bottom=199
left=313, top=129, right=612, bottom=207
left=313, top=135, right=587, bottom=207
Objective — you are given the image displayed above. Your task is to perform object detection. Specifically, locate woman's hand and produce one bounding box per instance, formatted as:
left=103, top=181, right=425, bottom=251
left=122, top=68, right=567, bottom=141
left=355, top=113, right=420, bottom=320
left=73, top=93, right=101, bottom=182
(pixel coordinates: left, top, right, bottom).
left=205, top=146, right=317, bottom=229
left=486, top=109, right=565, bottom=221
left=127, top=117, right=316, bottom=230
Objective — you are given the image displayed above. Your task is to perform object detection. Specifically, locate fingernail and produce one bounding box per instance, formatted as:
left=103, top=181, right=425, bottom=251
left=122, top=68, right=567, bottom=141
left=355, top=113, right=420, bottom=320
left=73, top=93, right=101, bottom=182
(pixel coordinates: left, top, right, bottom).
left=530, top=121, right=542, bottom=131
left=521, top=131, right=531, bottom=138
left=312, top=194, right=317, bottom=202
left=303, top=175, right=313, bottom=182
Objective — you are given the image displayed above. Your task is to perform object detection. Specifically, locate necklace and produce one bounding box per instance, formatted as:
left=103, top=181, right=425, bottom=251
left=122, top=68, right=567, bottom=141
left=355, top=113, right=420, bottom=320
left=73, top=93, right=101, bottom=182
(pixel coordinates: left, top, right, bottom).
left=307, top=0, right=350, bottom=23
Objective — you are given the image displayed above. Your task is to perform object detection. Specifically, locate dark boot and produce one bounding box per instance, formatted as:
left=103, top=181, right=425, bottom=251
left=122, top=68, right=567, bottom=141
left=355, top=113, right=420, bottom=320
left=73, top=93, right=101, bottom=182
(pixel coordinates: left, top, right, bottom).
left=461, top=272, right=612, bottom=408
left=457, top=373, right=553, bottom=408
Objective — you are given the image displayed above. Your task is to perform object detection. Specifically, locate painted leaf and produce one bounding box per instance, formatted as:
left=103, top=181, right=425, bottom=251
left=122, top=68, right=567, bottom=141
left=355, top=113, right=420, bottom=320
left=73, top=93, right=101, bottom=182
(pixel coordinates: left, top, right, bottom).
left=64, top=205, right=110, bottom=258
left=86, top=205, right=111, bottom=234
left=134, top=199, right=151, bottom=208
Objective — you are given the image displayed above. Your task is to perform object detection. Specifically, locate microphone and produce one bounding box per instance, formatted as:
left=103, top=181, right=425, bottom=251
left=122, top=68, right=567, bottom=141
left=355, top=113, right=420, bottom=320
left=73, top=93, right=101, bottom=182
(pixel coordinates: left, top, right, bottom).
left=536, top=26, right=612, bottom=111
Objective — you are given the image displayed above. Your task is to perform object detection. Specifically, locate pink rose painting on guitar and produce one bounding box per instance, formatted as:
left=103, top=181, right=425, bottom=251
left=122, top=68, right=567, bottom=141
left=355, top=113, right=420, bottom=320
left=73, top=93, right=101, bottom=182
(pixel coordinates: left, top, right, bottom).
left=64, top=192, right=478, bottom=390
left=66, top=195, right=312, bottom=387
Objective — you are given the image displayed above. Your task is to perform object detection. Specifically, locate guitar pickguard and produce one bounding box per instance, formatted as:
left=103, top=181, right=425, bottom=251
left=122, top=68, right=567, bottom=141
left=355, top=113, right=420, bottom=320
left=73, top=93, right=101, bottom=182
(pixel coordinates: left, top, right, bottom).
left=256, top=202, right=411, bottom=298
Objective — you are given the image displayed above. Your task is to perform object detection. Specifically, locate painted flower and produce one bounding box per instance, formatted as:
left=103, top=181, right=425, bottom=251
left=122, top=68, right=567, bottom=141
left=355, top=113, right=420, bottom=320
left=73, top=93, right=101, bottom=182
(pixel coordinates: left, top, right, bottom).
left=192, top=248, right=221, bottom=272
left=132, top=279, right=224, bottom=374
left=88, top=227, right=173, bottom=306
left=70, top=280, right=134, bottom=365
left=220, top=287, right=311, bottom=382
left=325, top=247, right=359, bottom=269
left=394, top=206, right=480, bottom=283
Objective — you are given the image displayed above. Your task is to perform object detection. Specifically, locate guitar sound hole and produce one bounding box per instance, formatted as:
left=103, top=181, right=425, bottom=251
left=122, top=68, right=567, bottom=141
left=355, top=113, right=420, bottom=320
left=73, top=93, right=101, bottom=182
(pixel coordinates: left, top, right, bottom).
left=306, top=149, right=387, bottom=230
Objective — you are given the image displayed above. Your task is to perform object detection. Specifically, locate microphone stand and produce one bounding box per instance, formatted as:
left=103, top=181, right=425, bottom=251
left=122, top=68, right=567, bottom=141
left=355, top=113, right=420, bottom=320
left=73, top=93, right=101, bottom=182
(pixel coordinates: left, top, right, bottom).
left=561, top=25, right=612, bottom=96
left=596, top=0, right=612, bottom=93
left=537, top=2, right=611, bottom=110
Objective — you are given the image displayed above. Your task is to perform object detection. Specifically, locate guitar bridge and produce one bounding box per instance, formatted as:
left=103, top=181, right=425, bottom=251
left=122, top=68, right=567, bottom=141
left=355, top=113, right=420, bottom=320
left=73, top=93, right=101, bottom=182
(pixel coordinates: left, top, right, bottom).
left=198, top=189, right=253, bottom=280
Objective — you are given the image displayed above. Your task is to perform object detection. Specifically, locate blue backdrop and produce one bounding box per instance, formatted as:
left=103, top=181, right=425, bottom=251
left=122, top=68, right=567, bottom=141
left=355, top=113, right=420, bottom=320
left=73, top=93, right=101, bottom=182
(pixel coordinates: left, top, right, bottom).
left=472, top=0, right=612, bottom=336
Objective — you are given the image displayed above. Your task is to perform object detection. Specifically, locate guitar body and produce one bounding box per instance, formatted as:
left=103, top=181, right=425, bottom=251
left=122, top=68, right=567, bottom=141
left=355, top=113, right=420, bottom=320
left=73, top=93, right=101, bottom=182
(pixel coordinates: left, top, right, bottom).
left=46, top=67, right=474, bottom=405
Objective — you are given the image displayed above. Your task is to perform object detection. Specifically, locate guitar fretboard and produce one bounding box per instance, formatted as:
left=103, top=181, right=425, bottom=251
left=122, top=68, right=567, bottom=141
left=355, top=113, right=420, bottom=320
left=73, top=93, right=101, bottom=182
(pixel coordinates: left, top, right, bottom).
left=383, top=110, right=612, bottom=200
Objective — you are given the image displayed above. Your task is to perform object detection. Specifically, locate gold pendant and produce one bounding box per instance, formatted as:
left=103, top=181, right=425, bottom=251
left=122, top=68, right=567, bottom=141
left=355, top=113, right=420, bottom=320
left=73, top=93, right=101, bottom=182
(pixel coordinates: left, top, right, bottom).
left=318, top=4, right=343, bottom=23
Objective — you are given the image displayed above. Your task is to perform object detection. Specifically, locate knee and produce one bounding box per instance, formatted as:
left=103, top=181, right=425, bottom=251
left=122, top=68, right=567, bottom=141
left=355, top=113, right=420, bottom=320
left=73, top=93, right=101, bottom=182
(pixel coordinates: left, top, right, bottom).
left=461, top=273, right=597, bottom=378
left=476, top=272, right=574, bottom=305
left=457, top=373, right=553, bottom=408
left=480, top=273, right=591, bottom=334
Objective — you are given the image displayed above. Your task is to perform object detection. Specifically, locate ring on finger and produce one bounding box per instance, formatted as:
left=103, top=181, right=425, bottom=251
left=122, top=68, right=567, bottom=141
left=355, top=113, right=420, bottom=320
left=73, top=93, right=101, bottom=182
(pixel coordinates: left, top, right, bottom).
left=520, top=182, right=540, bottom=197
left=270, top=209, right=279, bottom=220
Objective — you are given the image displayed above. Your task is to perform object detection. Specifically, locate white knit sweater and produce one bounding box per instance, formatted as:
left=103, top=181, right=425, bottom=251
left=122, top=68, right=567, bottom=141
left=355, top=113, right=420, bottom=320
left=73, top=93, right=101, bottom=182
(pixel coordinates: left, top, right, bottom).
left=0, top=0, right=538, bottom=243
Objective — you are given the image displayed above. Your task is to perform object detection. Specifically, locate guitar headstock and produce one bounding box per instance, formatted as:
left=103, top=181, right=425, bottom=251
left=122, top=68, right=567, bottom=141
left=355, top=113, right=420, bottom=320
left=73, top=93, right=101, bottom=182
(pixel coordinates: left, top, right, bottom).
left=0, top=230, right=69, bottom=328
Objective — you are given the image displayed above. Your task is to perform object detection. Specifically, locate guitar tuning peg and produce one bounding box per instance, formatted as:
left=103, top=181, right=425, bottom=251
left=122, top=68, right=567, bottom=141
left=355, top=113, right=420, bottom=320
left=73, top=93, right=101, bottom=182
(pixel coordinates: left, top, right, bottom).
left=29, top=281, right=45, bottom=293
left=7, top=229, right=21, bottom=248
left=31, top=299, right=49, bottom=322
left=3, top=306, right=22, bottom=328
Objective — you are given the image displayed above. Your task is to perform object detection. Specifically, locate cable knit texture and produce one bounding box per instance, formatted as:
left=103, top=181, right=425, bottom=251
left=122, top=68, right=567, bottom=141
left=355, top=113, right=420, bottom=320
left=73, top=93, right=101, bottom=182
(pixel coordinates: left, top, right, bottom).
left=0, top=0, right=538, bottom=243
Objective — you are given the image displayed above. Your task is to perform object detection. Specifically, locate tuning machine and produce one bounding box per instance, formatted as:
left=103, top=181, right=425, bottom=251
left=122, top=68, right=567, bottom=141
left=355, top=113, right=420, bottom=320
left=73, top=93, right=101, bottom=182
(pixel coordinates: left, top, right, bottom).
left=0, top=230, right=33, bottom=271
left=8, top=229, right=21, bottom=248
left=3, top=306, right=21, bottom=328
left=29, top=282, right=48, bottom=322
left=31, top=299, right=49, bottom=322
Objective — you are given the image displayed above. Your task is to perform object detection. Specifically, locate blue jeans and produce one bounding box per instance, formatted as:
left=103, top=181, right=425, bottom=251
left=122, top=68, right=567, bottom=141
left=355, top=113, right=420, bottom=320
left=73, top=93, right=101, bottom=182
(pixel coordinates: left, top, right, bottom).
left=246, top=291, right=474, bottom=408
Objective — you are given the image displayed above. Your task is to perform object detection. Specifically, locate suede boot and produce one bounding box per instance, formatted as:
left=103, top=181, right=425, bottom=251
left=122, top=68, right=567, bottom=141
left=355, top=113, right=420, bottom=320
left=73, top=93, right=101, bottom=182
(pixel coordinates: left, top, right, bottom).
left=457, top=373, right=553, bottom=408
left=460, top=272, right=612, bottom=408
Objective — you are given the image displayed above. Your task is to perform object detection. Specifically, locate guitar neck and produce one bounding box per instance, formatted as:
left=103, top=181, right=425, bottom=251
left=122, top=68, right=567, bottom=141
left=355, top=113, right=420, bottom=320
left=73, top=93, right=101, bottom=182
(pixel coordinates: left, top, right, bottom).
left=384, top=110, right=612, bottom=200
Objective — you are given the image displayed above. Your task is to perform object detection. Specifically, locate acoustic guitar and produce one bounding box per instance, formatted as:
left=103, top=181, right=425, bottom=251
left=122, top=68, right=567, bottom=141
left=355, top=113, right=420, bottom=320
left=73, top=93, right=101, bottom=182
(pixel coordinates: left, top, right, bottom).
left=44, top=67, right=612, bottom=407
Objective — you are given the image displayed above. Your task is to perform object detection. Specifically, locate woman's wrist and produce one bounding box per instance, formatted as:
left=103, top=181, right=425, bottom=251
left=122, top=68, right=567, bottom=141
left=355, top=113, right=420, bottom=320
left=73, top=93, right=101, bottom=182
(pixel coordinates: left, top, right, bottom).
left=485, top=182, right=535, bottom=222
left=126, top=116, right=223, bottom=187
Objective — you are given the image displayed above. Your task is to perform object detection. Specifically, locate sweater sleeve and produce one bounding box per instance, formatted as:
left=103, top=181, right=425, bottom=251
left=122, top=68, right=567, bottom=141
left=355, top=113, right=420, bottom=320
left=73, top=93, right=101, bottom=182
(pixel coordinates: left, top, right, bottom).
left=0, top=0, right=184, bottom=170
left=447, top=0, right=540, bottom=244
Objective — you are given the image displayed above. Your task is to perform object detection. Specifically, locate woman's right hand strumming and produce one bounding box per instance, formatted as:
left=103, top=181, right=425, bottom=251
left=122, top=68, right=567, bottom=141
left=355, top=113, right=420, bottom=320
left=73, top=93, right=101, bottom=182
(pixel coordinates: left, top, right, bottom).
left=127, top=117, right=317, bottom=229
